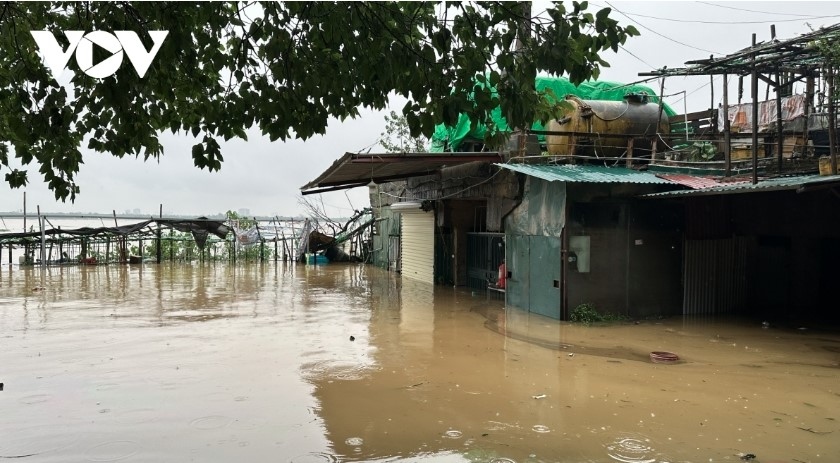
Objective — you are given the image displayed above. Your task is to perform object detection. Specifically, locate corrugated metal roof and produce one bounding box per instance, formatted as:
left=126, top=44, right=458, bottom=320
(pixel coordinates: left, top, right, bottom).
left=644, top=174, right=840, bottom=197
left=656, top=174, right=748, bottom=190
left=495, top=163, right=672, bottom=184
left=301, top=152, right=503, bottom=194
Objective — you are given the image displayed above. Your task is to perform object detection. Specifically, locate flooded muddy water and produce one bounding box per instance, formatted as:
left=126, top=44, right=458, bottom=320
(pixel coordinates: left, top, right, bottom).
left=1, top=263, right=838, bottom=462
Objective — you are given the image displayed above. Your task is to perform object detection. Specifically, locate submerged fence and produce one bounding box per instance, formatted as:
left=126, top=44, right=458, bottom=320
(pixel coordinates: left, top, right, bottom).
left=0, top=214, right=374, bottom=267
left=0, top=217, right=305, bottom=266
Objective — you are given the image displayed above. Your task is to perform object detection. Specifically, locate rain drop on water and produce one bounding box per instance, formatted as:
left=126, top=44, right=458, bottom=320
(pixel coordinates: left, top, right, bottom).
left=443, top=429, right=463, bottom=439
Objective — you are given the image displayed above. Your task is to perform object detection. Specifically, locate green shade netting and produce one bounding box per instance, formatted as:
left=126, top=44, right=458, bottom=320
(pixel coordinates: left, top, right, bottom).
left=429, top=75, right=675, bottom=152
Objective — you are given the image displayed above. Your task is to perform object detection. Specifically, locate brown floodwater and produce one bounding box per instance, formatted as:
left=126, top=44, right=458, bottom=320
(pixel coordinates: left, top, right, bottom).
left=1, top=263, right=838, bottom=463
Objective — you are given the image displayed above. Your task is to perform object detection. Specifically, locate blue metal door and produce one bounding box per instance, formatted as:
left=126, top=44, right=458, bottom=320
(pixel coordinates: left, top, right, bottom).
left=506, top=235, right=530, bottom=310
left=528, top=236, right=562, bottom=319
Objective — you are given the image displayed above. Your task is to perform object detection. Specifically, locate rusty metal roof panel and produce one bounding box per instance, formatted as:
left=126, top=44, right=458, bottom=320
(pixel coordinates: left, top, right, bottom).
left=495, top=163, right=672, bottom=184
left=644, top=174, right=840, bottom=197
left=655, top=174, right=748, bottom=190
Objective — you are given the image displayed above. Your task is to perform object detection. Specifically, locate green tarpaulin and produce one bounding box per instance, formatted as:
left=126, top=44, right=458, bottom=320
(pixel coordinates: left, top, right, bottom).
left=430, top=76, right=675, bottom=152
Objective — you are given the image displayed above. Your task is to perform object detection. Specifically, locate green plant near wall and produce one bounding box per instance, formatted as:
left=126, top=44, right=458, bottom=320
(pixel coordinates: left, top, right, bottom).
left=570, top=303, right=628, bottom=325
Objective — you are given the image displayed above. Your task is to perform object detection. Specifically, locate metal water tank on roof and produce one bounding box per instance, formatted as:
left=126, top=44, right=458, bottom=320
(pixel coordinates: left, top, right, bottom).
left=545, top=94, right=669, bottom=158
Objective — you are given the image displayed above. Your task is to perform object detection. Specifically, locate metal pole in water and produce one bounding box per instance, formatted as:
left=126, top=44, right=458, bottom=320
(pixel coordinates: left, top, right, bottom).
left=157, top=204, right=163, bottom=263
left=37, top=205, right=45, bottom=268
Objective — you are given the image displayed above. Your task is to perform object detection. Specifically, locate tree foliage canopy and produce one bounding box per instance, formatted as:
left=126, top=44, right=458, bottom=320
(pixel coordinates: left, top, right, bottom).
left=0, top=1, right=638, bottom=201
left=379, top=110, right=428, bottom=153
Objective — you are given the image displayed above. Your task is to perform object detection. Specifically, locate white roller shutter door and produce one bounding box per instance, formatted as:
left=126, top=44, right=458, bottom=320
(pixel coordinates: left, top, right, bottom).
left=400, top=211, right=434, bottom=284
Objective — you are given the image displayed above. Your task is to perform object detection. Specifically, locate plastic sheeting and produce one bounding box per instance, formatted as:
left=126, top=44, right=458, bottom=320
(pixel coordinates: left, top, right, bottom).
left=505, top=177, right=566, bottom=238
left=718, top=94, right=807, bottom=133
left=234, top=226, right=261, bottom=247
left=430, top=76, right=675, bottom=152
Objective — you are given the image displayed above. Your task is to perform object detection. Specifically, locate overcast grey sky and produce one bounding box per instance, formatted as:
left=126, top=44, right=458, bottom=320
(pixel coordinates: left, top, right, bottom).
left=2, top=1, right=839, bottom=218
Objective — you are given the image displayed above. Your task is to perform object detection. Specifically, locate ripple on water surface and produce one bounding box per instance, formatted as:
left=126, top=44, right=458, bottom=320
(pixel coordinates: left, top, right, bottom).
left=189, top=415, right=234, bottom=430
left=604, top=434, right=657, bottom=463
left=344, top=437, right=364, bottom=446
left=85, top=440, right=140, bottom=462
left=443, top=429, right=463, bottom=439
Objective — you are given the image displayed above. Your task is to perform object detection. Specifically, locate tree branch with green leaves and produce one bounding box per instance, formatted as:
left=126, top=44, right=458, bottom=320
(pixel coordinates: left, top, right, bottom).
left=0, top=1, right=638, bottom=201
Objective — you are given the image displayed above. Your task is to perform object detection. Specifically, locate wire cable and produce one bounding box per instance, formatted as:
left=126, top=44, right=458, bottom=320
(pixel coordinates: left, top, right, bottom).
left=617, top=44, right=657, bottom=69
left=696, top=1, right=824, bottom=18
left=604, top=1, right=721, bottom=55
left=606, top=9, right=840, bottom=25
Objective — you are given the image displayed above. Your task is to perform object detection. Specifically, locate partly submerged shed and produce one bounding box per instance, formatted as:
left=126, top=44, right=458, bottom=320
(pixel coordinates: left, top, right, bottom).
left=496, top=164, right=682, bottom=320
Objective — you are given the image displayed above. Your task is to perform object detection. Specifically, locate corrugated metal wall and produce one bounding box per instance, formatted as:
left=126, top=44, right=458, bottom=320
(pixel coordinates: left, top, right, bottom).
left=683, top=237, right=750, bottom=315
left=400, top=211, right=435, bottom=284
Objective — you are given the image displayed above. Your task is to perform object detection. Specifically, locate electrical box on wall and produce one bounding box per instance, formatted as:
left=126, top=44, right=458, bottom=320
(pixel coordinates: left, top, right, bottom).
left=569, top=236, right=591, bottom=273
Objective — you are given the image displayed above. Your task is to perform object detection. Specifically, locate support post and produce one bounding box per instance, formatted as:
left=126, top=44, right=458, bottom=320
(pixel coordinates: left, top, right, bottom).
left=723, top=73, right=732, bottom=177
left=751, top=33, right=759, bottom=185
left=776, top=73, right=784, bottom=174
left=626, top=137, right=634, bottom=168
left=805, top=73, right=815, bottom=157
left=112, top=210, right=125, bottom=263
left=653, top=77, right=666, bottom=165
left=157, top=205, right=162, bottom=263
left=37, top=206, right=45, bottom=268
left=649, top=136, right=657, bottom=165
left=829, top=66, right=838, bottom=175
left=710, top=56, right=715, bottom=110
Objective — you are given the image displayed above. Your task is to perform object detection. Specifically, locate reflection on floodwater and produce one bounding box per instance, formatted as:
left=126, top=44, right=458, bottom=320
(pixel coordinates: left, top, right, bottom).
left=0, top=263, right=838, bottom=462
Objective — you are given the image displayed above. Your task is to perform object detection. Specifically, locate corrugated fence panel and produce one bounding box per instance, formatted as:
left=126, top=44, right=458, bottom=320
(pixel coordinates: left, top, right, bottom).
left=400, top=212, right=435, bottom=284
left=684, top=237, right=749, bottom=315
left=733, top=236, right=750, bottom=311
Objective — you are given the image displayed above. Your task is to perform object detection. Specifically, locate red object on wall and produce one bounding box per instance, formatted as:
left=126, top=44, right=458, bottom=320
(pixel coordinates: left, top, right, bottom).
left=497, top=262, right=506, bottom=289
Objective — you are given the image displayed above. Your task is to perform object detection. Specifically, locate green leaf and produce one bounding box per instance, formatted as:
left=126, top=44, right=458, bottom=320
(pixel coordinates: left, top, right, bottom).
left=5, top=169, right=28, bottom=188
